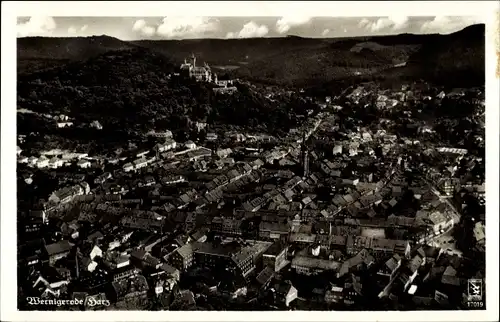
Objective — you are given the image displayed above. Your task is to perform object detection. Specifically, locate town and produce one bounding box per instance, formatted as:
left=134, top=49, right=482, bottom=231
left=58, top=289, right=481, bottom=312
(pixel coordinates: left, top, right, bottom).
left=16, top=54, right=486, bottom=311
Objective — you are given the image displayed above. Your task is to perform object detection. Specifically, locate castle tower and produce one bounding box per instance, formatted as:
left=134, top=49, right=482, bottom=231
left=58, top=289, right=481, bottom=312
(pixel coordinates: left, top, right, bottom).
left=191, top=53, right=196, bottom=68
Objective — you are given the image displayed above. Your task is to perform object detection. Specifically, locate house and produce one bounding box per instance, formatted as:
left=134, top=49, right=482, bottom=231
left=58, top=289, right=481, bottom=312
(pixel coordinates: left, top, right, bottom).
left=377, top=254, right=402, bottom=280
left=109, top=254, right=130, bottom=270
left=473, top=221, right=486, bottom=246
left=416, top=209, right=454, bottom=235
left=32, top=270, right=70, bottom=298
left=259, top=221, right=289, bottom=240
left=162, top=175, right=186, bottom=185
left=24, top=220, right=43, bottom=235
left=160, top=263, right=181, bottom=281
left=215, top=77, right=234, bottom=88
left=28, top=156, right=39, bottom=166
left=192, top=242, right=238, bottom=271
left=325, top=286, right=344, bottom=303
left=256, top=266, right=275, bottom=288
left=231, top=247, right=257, bottom=278
left=77, top=159, right=91, bottom=169
left=274, top=282, right=298, bottom=307
left=184, top=140, right=196, bottom=149
left=292, top=256, right=341, bottom=275
left=61, top=221, right=80, bottom=239
left=29, top=209, right=48, bottom=224
left=170, top=244, right=195, bottom=271
left=213, top=86, right=237, bottom=95
left=170, top=290, right=197, bottom=310
left=94, top=172, right=112, bottom=185
left=56, top=114, right=69, bottom=121
left=397, top=254, right=424, bottom=291
left=136, top=149, right=150, bottom=158
left=36, top=155, right=49, bottom=168
left=332, top=145, right=343, bottom=155
left=49, top=157, right=64, bottom=169
left=56, top=121, right=74, bottom=128
left=45, top=240, right=73, bottom=265
left=211, top=217, right=242, bottom=236
left=155, top=139, right=177, bottom=153
left=81, top=256, right=98, bottom=272
left=152, top=273, right=177, bottom=297
left=337, top=249, right=375, bottom=278
left=187, top=147, right=212, bottom=162
left=17, top=146, right=22, bottom=156
left=206, top=133, right=218, bottom=141
left=112, top=265, right=140, bottom=282
left=216, top=148, right=232, bottom=158
left=147, top=130, right=173, bottom=138
left=90, top=120, right=103, bottom=130
left=133, top=158, right=148, bottom=169
left=144, top=175, right=156, bottom=186
left=89, top=245, right=103, bottom=260
left=112, top=274, right=149, bottom=304
left=195, top=122, right=208, bottom=132
left=344, top=274, right=364, bottom=305
left=48, top=184, right=86, bottom=205
left=123, top=163, right=134, bottom=172
left=141, top=253, right=163, bottom=269
left=263, top=241, right=288, bottom=272
left=434, top=289, right=450, bottom=306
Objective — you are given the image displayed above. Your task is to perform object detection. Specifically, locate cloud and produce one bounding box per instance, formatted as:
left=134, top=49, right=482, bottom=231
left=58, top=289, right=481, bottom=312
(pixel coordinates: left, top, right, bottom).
left=17, top=16, right=56, bottom=37
left=420, top=16, right=483, bottom=34
left=132, top=19, right=158, bottom=37
left=68, top=24, right=88, bottom=36
left=132, top=19, right=147, bottom=32
left=358, top=18, right=371, bottom=29
left=156, top=17, right=219, bottom=38
left=226, top=21, right=269, bottom=39
left=321, top=29, right=330, bottom=36
left=359, top=16, right=409, bottom=33
left=141, top=26, right=156, bottom=37
left=276, top=16, right=312, bottom=34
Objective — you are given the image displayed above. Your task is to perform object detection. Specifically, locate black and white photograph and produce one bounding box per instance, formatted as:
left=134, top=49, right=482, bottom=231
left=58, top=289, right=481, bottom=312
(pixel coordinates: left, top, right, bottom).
left=1, top=1, right=499, bottom=321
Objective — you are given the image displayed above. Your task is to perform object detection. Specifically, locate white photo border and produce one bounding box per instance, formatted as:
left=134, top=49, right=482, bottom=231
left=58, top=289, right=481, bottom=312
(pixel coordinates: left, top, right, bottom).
left=2, top=1, right=499, bottom=321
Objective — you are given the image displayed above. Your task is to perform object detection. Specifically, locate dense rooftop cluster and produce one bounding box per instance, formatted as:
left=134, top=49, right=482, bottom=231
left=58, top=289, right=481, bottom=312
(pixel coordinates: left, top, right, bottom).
left=17, top=73, right=485, bottom=311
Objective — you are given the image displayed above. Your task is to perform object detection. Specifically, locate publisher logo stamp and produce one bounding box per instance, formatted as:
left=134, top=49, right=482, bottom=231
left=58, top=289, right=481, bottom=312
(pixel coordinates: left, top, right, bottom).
left=467, top=279, right=482, bottom=301
left=466, top=278, right=484, bottom=308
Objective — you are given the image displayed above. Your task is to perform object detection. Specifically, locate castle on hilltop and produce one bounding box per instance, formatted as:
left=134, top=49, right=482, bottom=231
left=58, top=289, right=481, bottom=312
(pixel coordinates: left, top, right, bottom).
left=179, top=54, right=236, bottom=91
left=180, top=54, right=213, bottom=82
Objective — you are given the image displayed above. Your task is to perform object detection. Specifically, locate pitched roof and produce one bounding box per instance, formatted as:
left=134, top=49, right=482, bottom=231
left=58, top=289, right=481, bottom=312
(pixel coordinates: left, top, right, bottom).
left=256, top=266, right=274, bottom=285
left=45, top=240, right=72, bottom=256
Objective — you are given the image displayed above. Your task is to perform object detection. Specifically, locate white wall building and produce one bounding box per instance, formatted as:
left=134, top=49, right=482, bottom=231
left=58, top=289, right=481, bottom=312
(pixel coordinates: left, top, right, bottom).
left=77, top=159, right=91, bottom=168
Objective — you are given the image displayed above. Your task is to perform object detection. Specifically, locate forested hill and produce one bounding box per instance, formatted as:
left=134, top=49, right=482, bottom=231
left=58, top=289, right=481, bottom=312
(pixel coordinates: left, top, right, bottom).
left=18, top=24, right=485, bottom=87
left=17, top=35, right=138, bottom=73
left=17, top=24, right=485, bottom=154
left=17, top=47, right=319, bottom=154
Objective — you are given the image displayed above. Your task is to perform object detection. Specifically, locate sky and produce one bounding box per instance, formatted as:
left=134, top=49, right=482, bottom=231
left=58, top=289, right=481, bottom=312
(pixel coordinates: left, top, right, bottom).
left=16, top=16, right=484, bottom=40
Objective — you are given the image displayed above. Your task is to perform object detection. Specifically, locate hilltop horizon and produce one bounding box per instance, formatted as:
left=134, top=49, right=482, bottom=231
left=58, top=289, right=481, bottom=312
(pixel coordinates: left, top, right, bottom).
left=17, top=15, right=485, bottom=40
left=16, top=22, right=485, bottom=41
